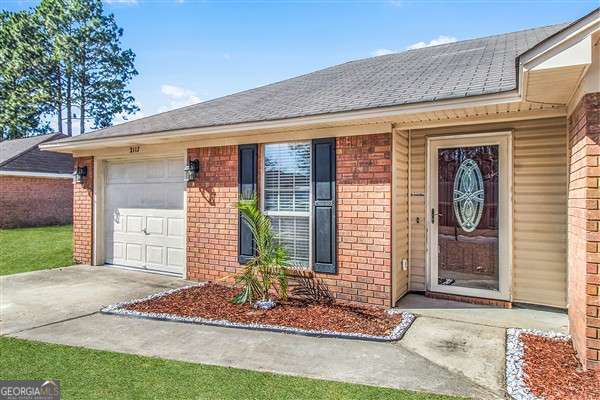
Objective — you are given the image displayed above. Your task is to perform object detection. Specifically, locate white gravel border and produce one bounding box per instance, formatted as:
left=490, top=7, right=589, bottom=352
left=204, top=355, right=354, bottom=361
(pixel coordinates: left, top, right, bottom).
left=101, top=284, right=416, bottom=342
left=506, top=328, right=571, bottom=400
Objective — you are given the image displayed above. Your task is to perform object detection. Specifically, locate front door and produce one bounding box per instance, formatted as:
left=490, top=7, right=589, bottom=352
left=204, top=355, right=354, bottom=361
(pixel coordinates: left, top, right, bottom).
left=428, top=133, right=511, bottom=301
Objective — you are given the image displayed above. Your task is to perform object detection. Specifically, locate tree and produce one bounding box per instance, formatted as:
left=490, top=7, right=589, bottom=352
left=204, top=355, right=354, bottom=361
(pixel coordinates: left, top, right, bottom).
left=35, top=0, right=72, bottom=135
left=69, top=0, right=138, bottom=134
left=0, top=0, right=138, bottom=138
left=232, top=197, right=289, bottom=307
left=0, top=11, right=52, bottom=140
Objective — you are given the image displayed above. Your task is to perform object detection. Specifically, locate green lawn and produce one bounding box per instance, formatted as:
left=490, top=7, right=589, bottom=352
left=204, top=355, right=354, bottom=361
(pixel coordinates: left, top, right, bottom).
left=0, top=337, right=459, bottom=400
left=0, top=225, right=73, bottom=276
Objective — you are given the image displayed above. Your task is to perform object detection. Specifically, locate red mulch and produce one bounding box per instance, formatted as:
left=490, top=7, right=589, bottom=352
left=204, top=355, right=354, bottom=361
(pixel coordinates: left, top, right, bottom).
left=125, top=283, right=402, bottom=336
left=521, top=333, right=600, bottom=400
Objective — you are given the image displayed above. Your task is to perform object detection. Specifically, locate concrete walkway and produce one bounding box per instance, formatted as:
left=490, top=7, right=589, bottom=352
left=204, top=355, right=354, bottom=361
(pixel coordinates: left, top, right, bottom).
left=0, top=266, right=567, bottom=399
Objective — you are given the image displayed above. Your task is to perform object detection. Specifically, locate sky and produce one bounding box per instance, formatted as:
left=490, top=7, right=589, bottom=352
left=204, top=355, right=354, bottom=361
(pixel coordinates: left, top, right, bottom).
left=2, top=0, right=598, bottom=134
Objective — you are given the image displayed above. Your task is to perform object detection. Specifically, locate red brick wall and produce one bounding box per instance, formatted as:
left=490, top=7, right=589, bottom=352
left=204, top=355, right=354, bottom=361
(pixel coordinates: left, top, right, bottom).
left=72, top=157, right=94, bottom=264
left=568, top=92, right=600, bottom=370
left=186, top=146, right=239, bottom=281
left=317, top=133, right=392, bottom=306
left=186, top=133, right=393, bottom=307
left=0, top=175, right=72, bottom=228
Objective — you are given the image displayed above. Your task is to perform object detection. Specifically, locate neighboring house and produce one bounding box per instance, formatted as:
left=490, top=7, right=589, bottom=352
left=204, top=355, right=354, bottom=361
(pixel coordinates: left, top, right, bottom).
left=0, top=134, right=73, bottom=228
left=42, top=9, right=599, bottom=369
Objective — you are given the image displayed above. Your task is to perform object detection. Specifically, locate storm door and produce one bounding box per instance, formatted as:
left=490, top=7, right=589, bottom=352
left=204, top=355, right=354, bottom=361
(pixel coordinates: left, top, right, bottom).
left=428, top=134, right=511, bottom=300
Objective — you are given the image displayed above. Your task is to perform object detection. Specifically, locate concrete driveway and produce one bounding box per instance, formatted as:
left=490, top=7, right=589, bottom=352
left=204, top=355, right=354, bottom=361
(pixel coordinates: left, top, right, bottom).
left=1, top=265, right=189, bottom=335
left=1, top=265, right=511, bottom=399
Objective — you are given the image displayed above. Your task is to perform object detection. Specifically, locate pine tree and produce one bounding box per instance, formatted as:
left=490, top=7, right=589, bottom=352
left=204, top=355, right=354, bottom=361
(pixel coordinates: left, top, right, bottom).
left=0, top=11, right=52, bottom=140
left=0, top=0, right=138, bottom=138
left=69, top=0, right=138, bottom=134
left=35, top=0, right=72, bottom=135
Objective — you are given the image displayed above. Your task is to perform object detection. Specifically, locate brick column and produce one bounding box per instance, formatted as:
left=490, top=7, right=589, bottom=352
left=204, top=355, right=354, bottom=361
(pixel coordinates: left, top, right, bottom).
left=568, top=92, right=600, bottom=370
left=186, top=146, right=239, bottom=281
left=72, top=157, right=93, bottom=264
left=323, top=133, right=393, bottom=307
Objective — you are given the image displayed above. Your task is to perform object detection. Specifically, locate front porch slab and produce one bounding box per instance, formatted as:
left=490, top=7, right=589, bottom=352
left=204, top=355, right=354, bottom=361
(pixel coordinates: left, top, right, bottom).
left=394, top=294, right=568, bottom=333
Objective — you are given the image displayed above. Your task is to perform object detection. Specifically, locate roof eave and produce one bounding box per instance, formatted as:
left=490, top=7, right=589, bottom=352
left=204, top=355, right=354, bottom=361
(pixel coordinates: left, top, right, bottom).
left=0, top=133, right=61, bottom=167
left=516, top=7, right=600, bottom=99
left=40, top=90, right=522, bottom=153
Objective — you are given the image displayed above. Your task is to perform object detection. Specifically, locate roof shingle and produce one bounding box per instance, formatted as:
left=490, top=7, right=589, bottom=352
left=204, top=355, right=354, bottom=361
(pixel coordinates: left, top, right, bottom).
left=55, top=22, right=568, bottom=144
left=0, top=134, right=73, bottom=174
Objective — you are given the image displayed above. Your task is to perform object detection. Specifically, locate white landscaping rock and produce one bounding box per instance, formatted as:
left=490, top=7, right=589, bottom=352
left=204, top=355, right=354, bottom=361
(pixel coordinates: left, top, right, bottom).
left=101, top=285, right=416, bottom=342
left=505, top=328, right=570, bottom=400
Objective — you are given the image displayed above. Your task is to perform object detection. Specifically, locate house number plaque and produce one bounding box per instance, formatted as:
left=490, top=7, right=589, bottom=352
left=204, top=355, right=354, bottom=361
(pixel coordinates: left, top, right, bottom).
left=129, top=146, right=140, bottom=153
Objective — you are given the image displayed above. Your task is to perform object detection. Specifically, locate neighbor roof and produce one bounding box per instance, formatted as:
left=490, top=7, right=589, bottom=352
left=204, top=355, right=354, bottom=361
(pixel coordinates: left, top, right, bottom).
left=0, top=134, right=73, bottom=174
left=54, top=22, right=569, bottom=145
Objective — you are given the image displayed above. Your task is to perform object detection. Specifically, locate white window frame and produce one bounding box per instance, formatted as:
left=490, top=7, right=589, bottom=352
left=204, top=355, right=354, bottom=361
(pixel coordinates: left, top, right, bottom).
left=261, top=141, right=313, bottom=268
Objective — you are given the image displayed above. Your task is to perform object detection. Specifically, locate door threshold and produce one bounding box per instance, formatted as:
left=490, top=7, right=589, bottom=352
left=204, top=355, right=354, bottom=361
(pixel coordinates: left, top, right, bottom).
left=425, top=291, right=512, bottom=308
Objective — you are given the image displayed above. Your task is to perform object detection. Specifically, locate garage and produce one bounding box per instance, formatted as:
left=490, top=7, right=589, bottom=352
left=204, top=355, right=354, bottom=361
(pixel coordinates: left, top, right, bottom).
left=104, top=157, right=185, bottom=276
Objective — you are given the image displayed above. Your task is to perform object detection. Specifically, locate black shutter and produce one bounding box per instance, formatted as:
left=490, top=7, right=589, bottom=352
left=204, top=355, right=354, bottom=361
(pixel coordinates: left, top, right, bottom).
left=312, top=138, right=336, bottom=274
left=238, top=144, right=258, bottom=264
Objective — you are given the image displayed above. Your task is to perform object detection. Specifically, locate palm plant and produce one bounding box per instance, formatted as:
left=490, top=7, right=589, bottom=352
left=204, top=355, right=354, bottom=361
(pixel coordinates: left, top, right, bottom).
left=232, top=196, right=289, bottom=306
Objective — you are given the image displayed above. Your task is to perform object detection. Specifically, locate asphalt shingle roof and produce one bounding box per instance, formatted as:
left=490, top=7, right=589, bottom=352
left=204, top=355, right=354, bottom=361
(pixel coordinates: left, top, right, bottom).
left=55, top=22, right=568, bottom=144
left=0, top=134, right=73, bottom=174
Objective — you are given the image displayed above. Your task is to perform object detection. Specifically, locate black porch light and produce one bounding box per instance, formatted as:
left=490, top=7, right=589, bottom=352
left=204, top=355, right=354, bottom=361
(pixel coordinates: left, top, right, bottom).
left=73, top=166, right=87, bottom=184
left=185, top=159, right=200, bottom=182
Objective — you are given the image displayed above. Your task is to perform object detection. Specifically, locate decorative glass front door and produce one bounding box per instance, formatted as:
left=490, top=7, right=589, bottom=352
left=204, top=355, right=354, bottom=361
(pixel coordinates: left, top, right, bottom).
left=429, top=134, right=510, bottom=300
left=438, top=145, right=499, bottom=291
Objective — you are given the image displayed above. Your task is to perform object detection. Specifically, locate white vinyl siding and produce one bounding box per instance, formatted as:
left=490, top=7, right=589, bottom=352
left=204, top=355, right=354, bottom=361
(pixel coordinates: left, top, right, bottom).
left=263, top=143, right=311, bottom=266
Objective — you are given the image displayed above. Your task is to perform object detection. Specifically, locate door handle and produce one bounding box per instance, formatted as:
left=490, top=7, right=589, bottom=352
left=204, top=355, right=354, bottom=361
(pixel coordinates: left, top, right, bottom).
left=142, top=228, right=149, bottom=235
left=431, top=209, right=443, bottom=224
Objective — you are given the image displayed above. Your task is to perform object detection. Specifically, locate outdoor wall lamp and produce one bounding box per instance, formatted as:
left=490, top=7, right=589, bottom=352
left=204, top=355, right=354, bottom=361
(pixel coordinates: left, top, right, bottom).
left=73, top=166, right=87, bottom=184
left=185, top=159, right=200, bottom=182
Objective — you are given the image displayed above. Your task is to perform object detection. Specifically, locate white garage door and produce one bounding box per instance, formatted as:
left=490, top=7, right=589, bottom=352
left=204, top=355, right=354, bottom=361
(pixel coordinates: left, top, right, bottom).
left=104, top=157, right=185, bottom=275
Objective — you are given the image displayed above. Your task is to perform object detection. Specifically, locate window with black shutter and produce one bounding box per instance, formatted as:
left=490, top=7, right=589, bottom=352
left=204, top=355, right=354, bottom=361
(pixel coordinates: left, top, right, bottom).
left=312, top=138, right=336, bottom=274
left=238, top=144, right=257, bottom=264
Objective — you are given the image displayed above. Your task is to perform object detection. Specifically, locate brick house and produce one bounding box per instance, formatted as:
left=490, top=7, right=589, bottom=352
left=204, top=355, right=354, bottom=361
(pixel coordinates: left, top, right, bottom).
left=43, top=9, right=600, bottom=369
left=1, top=134, right=73, bottom=228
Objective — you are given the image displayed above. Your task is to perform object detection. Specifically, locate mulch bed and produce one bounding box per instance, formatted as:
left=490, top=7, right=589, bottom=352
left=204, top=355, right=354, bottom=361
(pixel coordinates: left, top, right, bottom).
left=123, top=283, right=403, bottom=337
left=521, top=333, right=600, bottom=400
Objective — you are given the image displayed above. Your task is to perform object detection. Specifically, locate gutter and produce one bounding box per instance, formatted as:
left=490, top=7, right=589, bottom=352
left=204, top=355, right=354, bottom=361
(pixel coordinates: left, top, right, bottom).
left=40, top=90, right=522, bottom=152
left=0, top=170, right=72, bottom=179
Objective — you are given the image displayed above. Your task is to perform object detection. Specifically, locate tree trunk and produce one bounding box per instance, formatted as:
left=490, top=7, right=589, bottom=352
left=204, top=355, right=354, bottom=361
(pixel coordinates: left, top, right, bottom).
left=56, top=66, right=63, bottom=134
left=66, top=66, right=72, bottom=136
left=79, top=91, right=85, bottom=134
left=79, top=57, right=85, bottom=135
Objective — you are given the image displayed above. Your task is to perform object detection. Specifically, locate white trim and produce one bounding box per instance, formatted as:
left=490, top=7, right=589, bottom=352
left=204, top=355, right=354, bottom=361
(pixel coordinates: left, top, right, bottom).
left=0, top=170, right=72, bottom=179
left=426, top=131, right=513, bottom=301
left=519, top=9, right=599, bottom=69
left=40, top=91, right=521, bottom=152
left=518, top=8, right=600, bottom=99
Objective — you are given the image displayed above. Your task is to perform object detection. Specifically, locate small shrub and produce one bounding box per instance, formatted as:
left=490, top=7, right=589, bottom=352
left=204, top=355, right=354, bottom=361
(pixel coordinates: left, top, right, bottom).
left=290, top=269, right=334, bottom=304
left=232, top=197, right=289, bottom=305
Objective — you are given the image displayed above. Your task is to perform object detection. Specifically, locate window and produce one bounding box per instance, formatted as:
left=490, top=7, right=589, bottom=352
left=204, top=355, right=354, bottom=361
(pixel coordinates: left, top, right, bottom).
left=263, top=142, right=311, bottom=266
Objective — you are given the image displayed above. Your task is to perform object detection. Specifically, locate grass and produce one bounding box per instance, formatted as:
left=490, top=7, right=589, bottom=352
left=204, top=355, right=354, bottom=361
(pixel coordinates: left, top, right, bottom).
left=0, top=225, right=73, bottom=276
left=0, top=337, right=460, bottom=400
